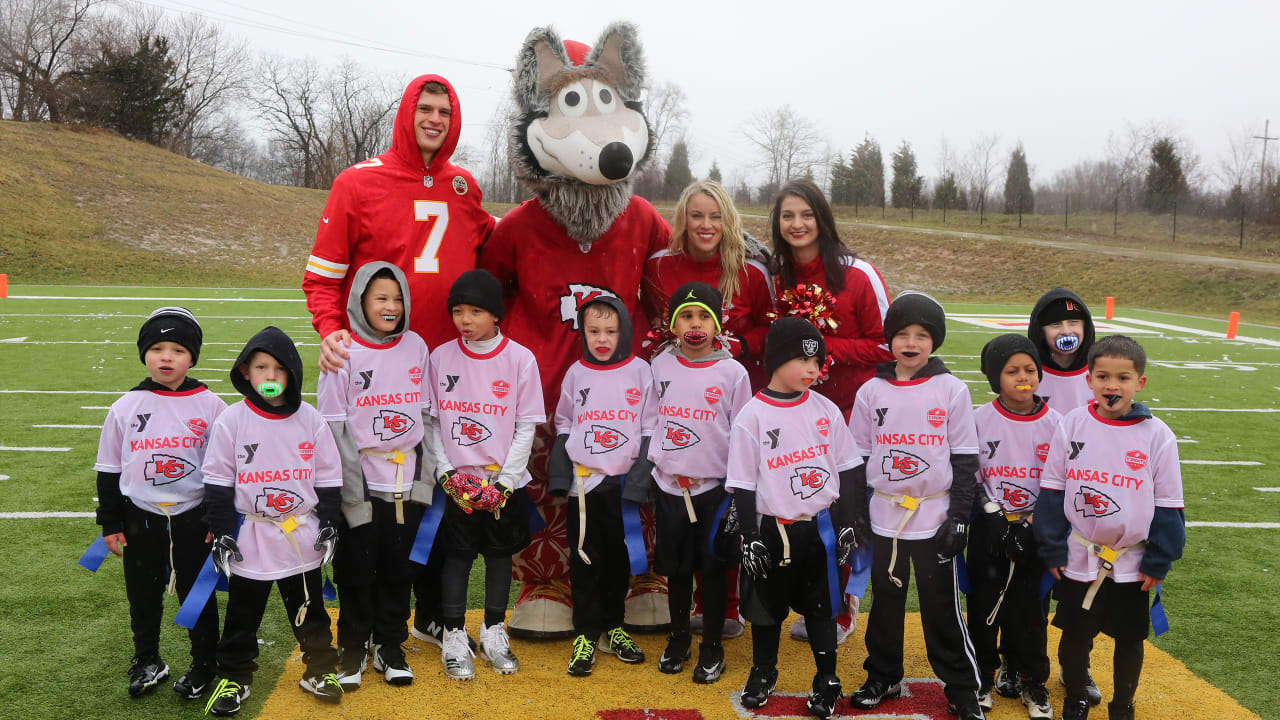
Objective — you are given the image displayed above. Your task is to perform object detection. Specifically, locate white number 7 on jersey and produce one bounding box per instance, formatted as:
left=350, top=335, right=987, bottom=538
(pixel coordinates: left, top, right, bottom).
left=413, top=200, right=450, bottom=273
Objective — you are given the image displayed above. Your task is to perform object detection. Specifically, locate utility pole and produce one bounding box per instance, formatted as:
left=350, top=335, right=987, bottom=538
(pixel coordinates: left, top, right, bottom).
left=1256, top=120, right=1278, bottom=196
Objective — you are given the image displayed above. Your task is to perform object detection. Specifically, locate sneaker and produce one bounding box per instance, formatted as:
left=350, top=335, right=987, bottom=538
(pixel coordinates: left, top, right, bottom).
left=599, top=626, right=645, bottom=663
left=441, top=628, right=476, bottom=681
left=947, top=700, right=987, bottom=720
left=978, top=672, right=994, bottom=711
left=691, top=642, right=725, bottom=684
left=658, top=633, right=691, bottom=674
left=1061, top=696, right=1091, bottom=720
left=689, top=612, right=704, bottom=633
left=204, top=678, right=249, bottom=716
left=412, top=618, right=478, bottom=652
left=567, top=634, right=596, bottom=677
left=997, top=661, right=1022, bottom=698
left=298, top=673, right=343, bottom=704
left=335, top=644, right=367, bottom=690
left=1106, top=700, right=1135, bottom=720
left=723, top=613, right=745, bottom=640
left=173, top=662, right=214, bottom=699
left=806, top=673, right=842, bottom=718
left=479, top=622, right=519, bottom=674
left=373, top=643, right=413, bottom=686
left=1058, top=668, right=1102, bottom=706
left=127, top=655, right=169, bottom=698
left=1022, top=682, right=1053, bottom=719
left=740, top=665, right=778, bottom=709
left=788, top=615, right=852, bottom=644
left=848, top=678, right=902, bottom=710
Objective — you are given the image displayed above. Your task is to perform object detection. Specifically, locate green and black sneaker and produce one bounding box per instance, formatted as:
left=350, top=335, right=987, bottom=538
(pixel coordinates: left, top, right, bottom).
left=599, top=626, right=645, bottom=663
left=567, top=634, right=596, bottom=677
left=204, top=678, right=249, bottom=716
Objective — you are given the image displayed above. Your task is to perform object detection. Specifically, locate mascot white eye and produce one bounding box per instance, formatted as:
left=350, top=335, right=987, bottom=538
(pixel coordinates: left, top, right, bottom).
left=556, top=81, right=589, bottom=118
left=594, top=83, right=618, bottom=115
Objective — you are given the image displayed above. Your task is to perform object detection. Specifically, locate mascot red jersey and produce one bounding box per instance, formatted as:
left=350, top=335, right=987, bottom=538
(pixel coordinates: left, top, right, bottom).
left=480, top=23, right=670, bottom=637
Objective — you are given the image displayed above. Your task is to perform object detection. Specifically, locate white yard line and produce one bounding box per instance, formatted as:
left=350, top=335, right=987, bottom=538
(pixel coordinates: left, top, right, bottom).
left=7, top=295, right=304, bottom=303
left=0, top=512, right=96, bottom=519
left=1177, top=438, right=1199, bottom=443
left=0, top=446, right=71, bottom=452
left=80, top=406, right=110, bottom=410
left=1180, top=460, right=1263, bottom=466
left=1254, top=488, right=1280, bottom=493
left=1188, top=522, right=1280, bottom=529
left=32, top=424, right=100, bottom=429
left=1112, top=317, right=1280, bottom=347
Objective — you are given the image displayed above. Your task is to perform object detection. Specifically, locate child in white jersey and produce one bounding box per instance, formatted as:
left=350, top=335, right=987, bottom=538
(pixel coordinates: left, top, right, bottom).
left=94, top=307, right=226, bottom=700
left=648, top=282, right=751, bottom=684
left=201, top=326, right=344, bottom=716
left=847, top=292, right=985, bottom=720
left=426, top=269, right=544, bottom=679
left=318, top=262, right=433, bottom=689
left=1034, top=335, right=1185, bottom=720
left=549, top=297, right=656, bottom=676
left=967, top=335, right=1062, bottom=719
left=728, top=318, right=861, bottom=718
left=1028, top=288, right=1096, bottom=412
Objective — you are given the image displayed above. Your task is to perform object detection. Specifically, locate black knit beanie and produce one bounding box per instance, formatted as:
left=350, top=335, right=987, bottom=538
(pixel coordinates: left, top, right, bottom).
left=137, top=306, right=202, bottom=365
left=980, top=334, right=1042, bottom=394
left=447, top=269, right=505, bottom=320
left=668, top=281, right=723, bottom=334
left=883, top=291, right=946, bottom=352
left=764, top=317, right=826, bottom=377
left=1038, top=297, right=1087, bottom=326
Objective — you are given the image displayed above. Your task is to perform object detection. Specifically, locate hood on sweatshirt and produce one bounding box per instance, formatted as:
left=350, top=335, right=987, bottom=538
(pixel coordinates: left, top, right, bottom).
left=577, top=294, right=634, bottom=366
left=346, top=261, right=411, bottom=344
left=232, top=326, right=304, bottom=417
left=387, top=74, right=462, bottom=176
left=1028, top=287, right=1095, bottom=372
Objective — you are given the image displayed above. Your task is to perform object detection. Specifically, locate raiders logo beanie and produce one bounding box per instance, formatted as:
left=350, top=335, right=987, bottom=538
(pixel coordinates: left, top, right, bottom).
left=764, top=317, right=826, bottom=377
left=980, top=333, right=1042, bottom=393
left=1037, top=297, right=1087, bottom=326
left=883, top=291, right=946, bottom=351
left=137, top=306, right=203, bottom=365
left=447, top=269, right=505, bottom=320
left=668, top=281, right=723, bottom=334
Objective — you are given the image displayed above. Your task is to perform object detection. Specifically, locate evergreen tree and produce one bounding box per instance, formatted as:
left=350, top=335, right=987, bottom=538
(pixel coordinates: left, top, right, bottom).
left=707, top=160, right=722, bottom=183
left=829, top=153, right=850, bottom=205
left=891, top=141, right=923, bottom=209
left=849, top=136, right=885, bottom=210
left=663, top=138, right=693, bottom=200
left=1003, top=143, right=1034, bottom=214
left=935, top=172, right=960, bottom=213
left=1144, top=137, right=1187, bottom=213
left=68, top=35, right=186, bottom=145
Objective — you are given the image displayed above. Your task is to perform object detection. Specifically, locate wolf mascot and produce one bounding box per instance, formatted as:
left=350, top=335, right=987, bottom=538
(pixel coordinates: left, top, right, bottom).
left=479, top=22, right=670, bottom=638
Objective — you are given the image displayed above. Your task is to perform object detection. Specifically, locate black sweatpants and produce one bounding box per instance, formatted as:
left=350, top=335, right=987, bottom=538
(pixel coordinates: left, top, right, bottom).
left=567, top=480, right=631, bottom=640
left=863, top=534, right=982, bottom=704
left=1053, top=577, right=1148, bottom=706
left=216, top=569, right=337, bottom=685
left=965, top=521, right=1049, bottom=683
left=334, top=498, right=422, bottom=651
left=121, top=502, right=219, bottom=665
left=655, top=486, right=731, bottom=644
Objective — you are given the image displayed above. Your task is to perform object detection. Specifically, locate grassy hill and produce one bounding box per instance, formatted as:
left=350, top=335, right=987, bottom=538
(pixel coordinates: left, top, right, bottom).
left=4, top=119, right=1280, bottom=324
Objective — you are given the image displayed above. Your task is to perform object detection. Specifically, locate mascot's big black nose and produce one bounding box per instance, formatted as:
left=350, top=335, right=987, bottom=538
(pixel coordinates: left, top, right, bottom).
left=598, top=142, right=634, bottom=181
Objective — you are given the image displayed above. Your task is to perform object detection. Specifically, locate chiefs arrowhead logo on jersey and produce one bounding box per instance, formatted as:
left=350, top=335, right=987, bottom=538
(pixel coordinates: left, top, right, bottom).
left=883, top=449, right=930, bottom=481
left=451, top=416, right=492, bottom=446
left=408, top=366, right=422, bottom=385
left=298, top=442, right=315, bottom=461
left=255, top=488, right=304, bottom=518
left=1074, top=486, right=1121, bottom=518
left=585, top=424, right=629, bottom=454
left=1035, top=442, right=1050, bottom=463
left=373, top=409, right=415, bottom=440
left=704, top=387, right=722, bottom=405
left=999, top=481, right=1035, bottom=511
left=624, top=387, right=642, bottom=406
left=926, top=407, right=947, bottom=428
left=661, top=421, right=701, bottom=451
left=789, top=465, right=830, bottom=499
left=145, top=454, right=196, bottom=486
left=559, top=283, right=620, bottom=330
left=1125, top=450, right=1148, bottom=471
left=186, top=418, right=207, bottom=437
left=491, top=380, right=510, bottom=399
left=815, top=418, right=830, bottom=437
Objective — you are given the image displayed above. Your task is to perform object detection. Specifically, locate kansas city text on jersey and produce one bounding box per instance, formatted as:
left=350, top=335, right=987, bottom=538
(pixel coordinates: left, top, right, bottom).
left=767, top=442, right=833, bottom=471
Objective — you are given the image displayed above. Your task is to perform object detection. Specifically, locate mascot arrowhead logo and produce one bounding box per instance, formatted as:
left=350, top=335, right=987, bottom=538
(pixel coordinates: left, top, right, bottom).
left=882, top=449, right=930, bottom=481
left=661, top=421, right=700, bottom=451
left=789, top=465, right=830, bottom=499
left=256, top=488, right=303, bottom=518
left=373, top=409, right=415, bottom=440
left=559, top=284, right=619, bottom=329
left=452, top=416, right=492, bottom=446
left=145, top=454, right=196, bottom=486
left=998, top=481, right=1035, bottom=511
left=1074, top=486, right=1121, bottom=518
left=585, top=424, right=629, bottom=454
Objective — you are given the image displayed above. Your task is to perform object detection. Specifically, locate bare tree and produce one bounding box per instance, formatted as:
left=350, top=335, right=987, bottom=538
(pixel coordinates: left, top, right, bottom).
left=326, top=57, right=397, bottom=170
left=0, top=0, right=103, bottom=122
left=480, top=98, right=525, bottom=203
left=253, top=54, right=328, bottom=188
left=1218, top=127, right=1259, bottom=199
left=964, top=132, right=1000, bottom=223
left=162, top=14, right=251, bottom=161
left=743, top=105, right=825, bottom=188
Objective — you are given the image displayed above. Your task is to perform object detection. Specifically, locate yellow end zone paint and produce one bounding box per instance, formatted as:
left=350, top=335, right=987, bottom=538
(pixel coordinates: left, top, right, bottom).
left=257, top=609, right=1259, bottom=719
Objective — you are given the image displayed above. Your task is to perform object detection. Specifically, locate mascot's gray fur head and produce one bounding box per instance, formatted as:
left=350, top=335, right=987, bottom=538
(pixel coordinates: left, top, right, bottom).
left=509, top=22, right=656, bottom=245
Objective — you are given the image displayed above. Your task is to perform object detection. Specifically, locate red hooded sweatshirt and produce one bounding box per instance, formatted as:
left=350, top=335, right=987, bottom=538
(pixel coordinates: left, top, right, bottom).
left=304, top=75, right=496, bottom=350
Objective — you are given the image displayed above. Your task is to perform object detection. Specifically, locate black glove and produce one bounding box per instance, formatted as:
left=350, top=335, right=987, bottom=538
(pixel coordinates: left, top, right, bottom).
left=211, top=535, right=242, bottom=576
left=313, top=524, right=338, bottom=565
left=984, top=510, right=1010, bottom=557
left=934, top=519, right=968, bottom=561
left=1005, top=520, right=1036, bottom=562
left=741, top=533, right=772, bottom=580
left=853, top=509, right=873, bottom=549
left=721, top=500, right=739, bottom=535
left=836, top=526, right=856, bottom=564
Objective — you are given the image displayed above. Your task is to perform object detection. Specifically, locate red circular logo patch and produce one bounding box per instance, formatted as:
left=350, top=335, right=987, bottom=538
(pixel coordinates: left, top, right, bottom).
left=1035, top=442, right=1050, bottom=463
left=186, top=418, right=207, bottom=437
left=704, top=387, right=722, bottom=405
left=408, top=366, right=422, bottom=386
left=492, top=380, right=510, bottom=399
left=298, top=442, right=315, bottom=461
left=927, top=407, right=947, bottom=428
left=1125, top=450, right=1148, bottom=471
left=624, top=388, right=642, bottom=406
left=815, top=417, right=830, bottom=437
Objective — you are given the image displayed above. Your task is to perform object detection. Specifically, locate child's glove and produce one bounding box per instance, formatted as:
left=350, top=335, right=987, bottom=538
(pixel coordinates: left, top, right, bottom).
left=933, top=519, right=968, bottom=561
left=741, top=532, right=772, bottom=580
left=853, top=510, right=873, bottom=549
left=1004, top=520, right=1036, bottom=562
left=982, top=508, right=1010, bottom=557
left=442, top=470, right=482, bottom=513
left=210, top=535, right=242, bottom=576
left=836, top=526, right=857, bottom=564
left=313, top=525, right=338, bottom=565
left=472, top=480, right=513, bottom=513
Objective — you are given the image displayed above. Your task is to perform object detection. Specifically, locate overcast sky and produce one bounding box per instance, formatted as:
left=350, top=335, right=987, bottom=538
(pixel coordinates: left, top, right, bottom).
left=140, top=0, right=1278, bottom=190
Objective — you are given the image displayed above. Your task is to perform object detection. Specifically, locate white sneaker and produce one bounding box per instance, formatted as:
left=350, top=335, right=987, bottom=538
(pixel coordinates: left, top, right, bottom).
left=335, top=644, right=367, bottom=690
left=441, top=628, right=475, bottom=681
left=479, top=622, right=519, bottom=674
left=372, top=644, right=413, bottom=686
left=1021, top=682, right=1053, bottom=719
left=789, top=614, right=853, bottom=644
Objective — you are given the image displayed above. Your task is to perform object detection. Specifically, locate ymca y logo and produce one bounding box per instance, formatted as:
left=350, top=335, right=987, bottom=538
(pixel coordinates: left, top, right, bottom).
left=355, top=370, right=374, bottom=391
left=134, top=413, right=152, bottom=433
left=241, top=443, right=259, bottom=464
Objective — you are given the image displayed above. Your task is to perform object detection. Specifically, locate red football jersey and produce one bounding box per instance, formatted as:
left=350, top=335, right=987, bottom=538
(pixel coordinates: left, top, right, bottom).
left=304, top=74, right=496, bottom=350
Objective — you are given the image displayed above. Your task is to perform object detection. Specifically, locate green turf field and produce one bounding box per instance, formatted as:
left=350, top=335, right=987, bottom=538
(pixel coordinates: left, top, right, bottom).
left=0, top=286, right=1276, bottom=719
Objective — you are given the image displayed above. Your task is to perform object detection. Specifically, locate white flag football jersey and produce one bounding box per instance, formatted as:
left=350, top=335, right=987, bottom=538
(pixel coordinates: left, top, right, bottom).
left=317, top=331, right=431, bottom=493
left=430, top=336, right=545, bottom=488
left=851, top=373, right=980, bottom=539
left=95, top=386, right=227, bottom=516
left=726, top=390, right=860, bottom=521
left=202, top=401, right=343, bottom=581
left=974, top=400, right=1063, bottom=515
left=554, top=356, right=656, bottom=496
left=1040, top=366, right=1094, bottom=412
left=1039, top=403, right=1183, bottom=583
left=648, top=352, right=752, bottom=498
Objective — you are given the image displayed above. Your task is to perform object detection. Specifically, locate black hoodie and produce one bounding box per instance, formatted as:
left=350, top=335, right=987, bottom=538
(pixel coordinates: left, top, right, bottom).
left=1027, top=287, right=1095, bottom=373
left=231, top=326, right=304, bottom=417
left=576, top=295, right=633, bottom=366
